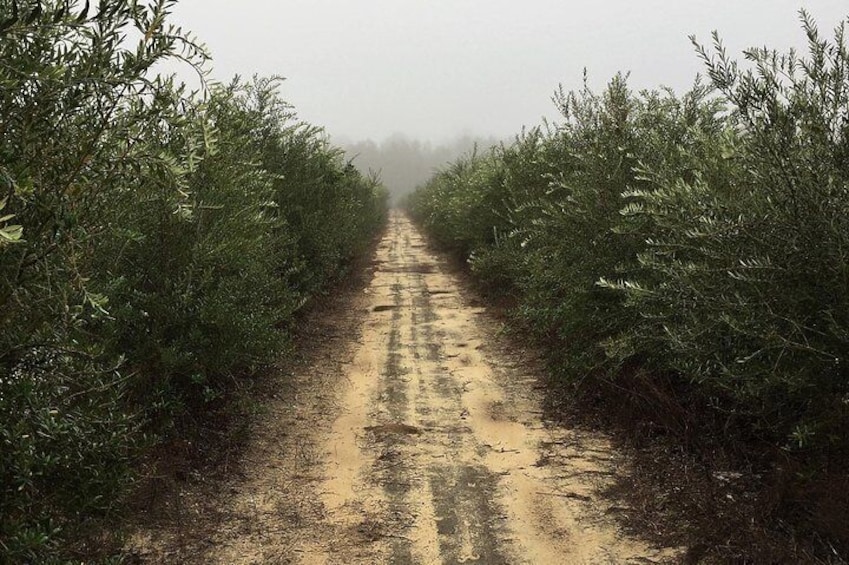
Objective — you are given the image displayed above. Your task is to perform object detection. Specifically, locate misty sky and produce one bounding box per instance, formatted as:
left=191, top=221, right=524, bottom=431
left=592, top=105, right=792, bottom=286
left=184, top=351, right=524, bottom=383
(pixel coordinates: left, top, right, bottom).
left=167, top=1, right=849, bottom=143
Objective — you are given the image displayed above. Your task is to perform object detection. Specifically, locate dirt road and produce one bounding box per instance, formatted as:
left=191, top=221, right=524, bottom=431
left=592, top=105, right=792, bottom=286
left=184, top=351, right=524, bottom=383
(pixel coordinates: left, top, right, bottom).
left=128, top=212, right=675, bottom=564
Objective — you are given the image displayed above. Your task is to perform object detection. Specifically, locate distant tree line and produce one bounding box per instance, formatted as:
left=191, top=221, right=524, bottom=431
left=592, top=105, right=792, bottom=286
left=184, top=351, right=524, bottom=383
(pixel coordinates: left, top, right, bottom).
left=343, top=133, right=499, bottom=203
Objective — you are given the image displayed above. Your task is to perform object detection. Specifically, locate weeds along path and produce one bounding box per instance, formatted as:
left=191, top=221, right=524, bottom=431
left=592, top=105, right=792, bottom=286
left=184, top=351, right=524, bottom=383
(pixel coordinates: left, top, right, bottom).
left=127, top=211, right=677, bottom=563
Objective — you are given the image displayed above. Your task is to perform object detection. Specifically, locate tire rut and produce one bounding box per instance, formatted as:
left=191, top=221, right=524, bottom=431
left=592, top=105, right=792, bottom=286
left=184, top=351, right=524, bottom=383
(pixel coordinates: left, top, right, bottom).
left=304, top=211, right=679, bottom=564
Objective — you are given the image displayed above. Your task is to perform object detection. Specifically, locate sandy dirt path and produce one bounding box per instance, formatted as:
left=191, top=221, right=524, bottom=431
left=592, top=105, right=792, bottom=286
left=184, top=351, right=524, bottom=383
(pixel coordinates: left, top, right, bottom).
left=127, top=211, right=676, bottom=564
left=290, top=212, right=673, bottom=564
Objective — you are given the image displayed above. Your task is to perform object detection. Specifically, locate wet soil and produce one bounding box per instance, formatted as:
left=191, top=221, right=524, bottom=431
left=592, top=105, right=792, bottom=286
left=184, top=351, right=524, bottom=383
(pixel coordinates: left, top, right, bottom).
left=126, top=211, right=679, bottom=564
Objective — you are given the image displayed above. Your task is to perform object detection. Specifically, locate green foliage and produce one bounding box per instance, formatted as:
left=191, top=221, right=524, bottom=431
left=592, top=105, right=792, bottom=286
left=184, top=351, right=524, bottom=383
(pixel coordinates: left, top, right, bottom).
left=410, top=11, right=849, bottom=557
left=413, top=75, right=717, bottom=375
left=612, top=12, right=849, bottom=449
left=0, top=2, right=207, bottom=559
left=409, top=148, right=507, bottom=257
left=0, top=2, right=387, bottom=561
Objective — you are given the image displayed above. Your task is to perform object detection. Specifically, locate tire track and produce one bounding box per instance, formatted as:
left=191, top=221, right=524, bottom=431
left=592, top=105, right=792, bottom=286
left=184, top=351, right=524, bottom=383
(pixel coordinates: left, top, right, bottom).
left=301, top=211, right=678, bottom=564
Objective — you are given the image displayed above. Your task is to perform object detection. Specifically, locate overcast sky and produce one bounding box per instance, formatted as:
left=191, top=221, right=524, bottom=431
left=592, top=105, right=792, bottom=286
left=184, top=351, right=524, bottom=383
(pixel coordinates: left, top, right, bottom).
left=166, top=1, right=849, bottom=143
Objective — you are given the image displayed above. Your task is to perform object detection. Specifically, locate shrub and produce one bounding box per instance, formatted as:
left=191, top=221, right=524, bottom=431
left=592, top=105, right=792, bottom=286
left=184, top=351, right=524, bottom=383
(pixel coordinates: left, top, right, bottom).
left=0, top=1, right=207, bottom=559
left=0, top=3, right=387, bottom=561
left=410, top=11, right=849, bottom=558
left=612, top=12, right=849, bottom=451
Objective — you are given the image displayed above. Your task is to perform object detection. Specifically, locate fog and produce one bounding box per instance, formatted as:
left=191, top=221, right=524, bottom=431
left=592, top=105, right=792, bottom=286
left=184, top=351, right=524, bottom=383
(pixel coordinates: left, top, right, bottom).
left=340, top=133, right=500, bottom=202
left=163, top=1, right=849, bottom=193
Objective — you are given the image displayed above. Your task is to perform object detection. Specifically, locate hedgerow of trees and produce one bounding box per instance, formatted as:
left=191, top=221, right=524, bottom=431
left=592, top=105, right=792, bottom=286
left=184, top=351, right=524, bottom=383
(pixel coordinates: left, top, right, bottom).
left=0, top=0, right=387, bottom=561
left=409, top=11, right=849, bottom=560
